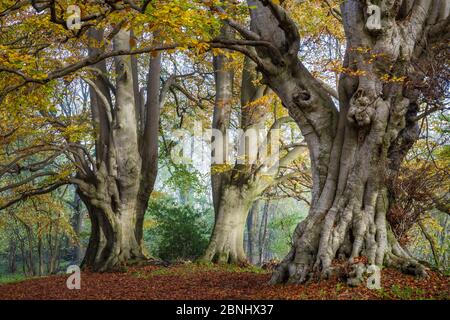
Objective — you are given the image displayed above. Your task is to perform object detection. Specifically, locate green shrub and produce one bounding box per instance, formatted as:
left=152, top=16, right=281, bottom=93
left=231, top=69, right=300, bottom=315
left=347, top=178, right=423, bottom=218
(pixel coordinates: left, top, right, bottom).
left=144, top=197, right=212, bottom=262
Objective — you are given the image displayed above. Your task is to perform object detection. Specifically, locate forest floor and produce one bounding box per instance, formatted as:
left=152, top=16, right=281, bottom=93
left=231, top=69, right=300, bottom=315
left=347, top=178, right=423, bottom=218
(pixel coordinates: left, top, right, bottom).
left=0, top=263, right=448, bottom=300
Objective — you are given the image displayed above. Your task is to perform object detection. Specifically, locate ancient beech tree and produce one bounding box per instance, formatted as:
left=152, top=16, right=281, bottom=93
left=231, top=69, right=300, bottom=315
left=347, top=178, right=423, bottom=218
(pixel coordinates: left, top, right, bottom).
left=75, top=29, right=163, bottom=271
left=1, top=1, right=219, bottom=271
left=213, top=0, right=449, bottom=282
left=203, top=43, right=307, bottom=264
left=0, top=26, right=165, bottom=271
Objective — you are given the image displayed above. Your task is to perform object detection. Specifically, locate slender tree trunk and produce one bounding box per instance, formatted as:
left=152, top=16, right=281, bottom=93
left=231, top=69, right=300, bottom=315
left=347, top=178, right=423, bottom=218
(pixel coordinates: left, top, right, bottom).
left=440, top=215, right=449, bottom=268
left=25, top=225, right=35, bottom=276
left=258, top=200, right=270, bottom=265
left=8, top=240, right=17, bottom=274
left=259, top=200, right=275, bottom=264
left=37, top=235, right=44, bottom=276
left=19, top=243, right=27, bottom=275
left=46, top=226, right=53, bottom=273
left=49, top=222, right=61, bottom=274
left=15, top=232, right=27, bottom=275
left=246, top=200, right=260, bottom=264
left=417, top=220, right=440, bottom=268
left=71, top=192, right=84, bottom=264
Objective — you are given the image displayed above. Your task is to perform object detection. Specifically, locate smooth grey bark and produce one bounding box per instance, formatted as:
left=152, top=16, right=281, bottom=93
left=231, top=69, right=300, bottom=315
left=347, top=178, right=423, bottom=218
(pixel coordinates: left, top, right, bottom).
left=202, top=55, right=305, bottom=264
left=231, top=0, right=450, bottom=283
left=202, top=185, right=254, bottom=263
left=211, top=26, right=234, bottom=217
left=76, top=29, right=163, bottom=271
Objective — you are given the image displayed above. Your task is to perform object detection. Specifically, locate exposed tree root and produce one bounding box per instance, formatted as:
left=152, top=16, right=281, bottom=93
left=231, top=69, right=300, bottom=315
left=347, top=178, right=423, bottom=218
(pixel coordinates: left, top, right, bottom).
left=200, top=241, right=249, bottom=266
left=270, top=190, right=428, bottom=285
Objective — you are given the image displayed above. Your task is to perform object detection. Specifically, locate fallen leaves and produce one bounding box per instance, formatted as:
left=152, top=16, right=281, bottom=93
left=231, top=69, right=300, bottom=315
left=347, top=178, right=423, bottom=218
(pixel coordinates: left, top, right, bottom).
left=0, top=264, right=448, bottom=300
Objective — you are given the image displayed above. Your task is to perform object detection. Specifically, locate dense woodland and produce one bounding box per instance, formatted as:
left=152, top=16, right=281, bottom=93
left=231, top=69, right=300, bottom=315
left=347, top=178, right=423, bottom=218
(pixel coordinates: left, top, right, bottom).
left=0, top=0, right=448, bottom=296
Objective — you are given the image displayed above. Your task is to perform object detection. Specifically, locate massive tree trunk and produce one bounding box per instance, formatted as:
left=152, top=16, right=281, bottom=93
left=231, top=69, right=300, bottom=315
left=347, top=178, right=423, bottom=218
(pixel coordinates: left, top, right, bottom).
left=203, top=185, right=256, bottom=264
left=237, top=0, right=449, bottom=283
left=202, top=52, right=304, bottom=264
left=80, top=197, right=146, bottom=271
left=204, top=52, right=262, bottom=264
left=76, top=29, right=162, bottom=271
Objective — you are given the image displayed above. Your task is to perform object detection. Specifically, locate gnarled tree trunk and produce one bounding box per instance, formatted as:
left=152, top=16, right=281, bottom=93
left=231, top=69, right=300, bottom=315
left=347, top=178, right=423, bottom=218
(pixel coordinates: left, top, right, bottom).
left=202, top=52, right=305, bottom=264
left=76, top=29, right=162, bottom=271
left=202, top=185, right=255, bottom=264
left=236, top=0, right=449, bottom=283
left=80, top=199, right=146, bottom=271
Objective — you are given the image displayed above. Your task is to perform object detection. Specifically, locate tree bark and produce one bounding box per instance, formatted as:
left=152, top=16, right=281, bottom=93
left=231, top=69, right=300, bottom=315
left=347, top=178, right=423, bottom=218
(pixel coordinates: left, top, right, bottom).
left=77, top=28, right=162, bottom=271
left=81, top=200, right=146, bottom=271
left=237, top=0, right=449, bottom=283
left=37, top=233, right=44, bottom=276
left=47, top=220, right=62, bottom=274
left=25, top=224, right=35, bottom=276
left=211, top=25, right=234, bottom=218
left=203, top=36, right=307, bottom=263
left=202, top=185, right=254, bottom=264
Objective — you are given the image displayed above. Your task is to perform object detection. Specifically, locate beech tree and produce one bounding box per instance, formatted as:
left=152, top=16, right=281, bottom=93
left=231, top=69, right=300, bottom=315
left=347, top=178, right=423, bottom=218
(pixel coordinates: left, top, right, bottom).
left=203, top=52, right=308, bottom=264
left=73, top=28, right=164, bottom=270
left=0, top=27, right=165, bottom=271
left=0, top=0, right=221, bottom=271
left=210, top=0, right=449, bottom=282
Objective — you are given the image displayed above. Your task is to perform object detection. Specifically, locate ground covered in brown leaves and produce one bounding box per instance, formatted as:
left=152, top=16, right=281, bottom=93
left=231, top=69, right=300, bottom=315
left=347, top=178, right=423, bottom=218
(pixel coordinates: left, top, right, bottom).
left=0, top=263, right=448, bottom=300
